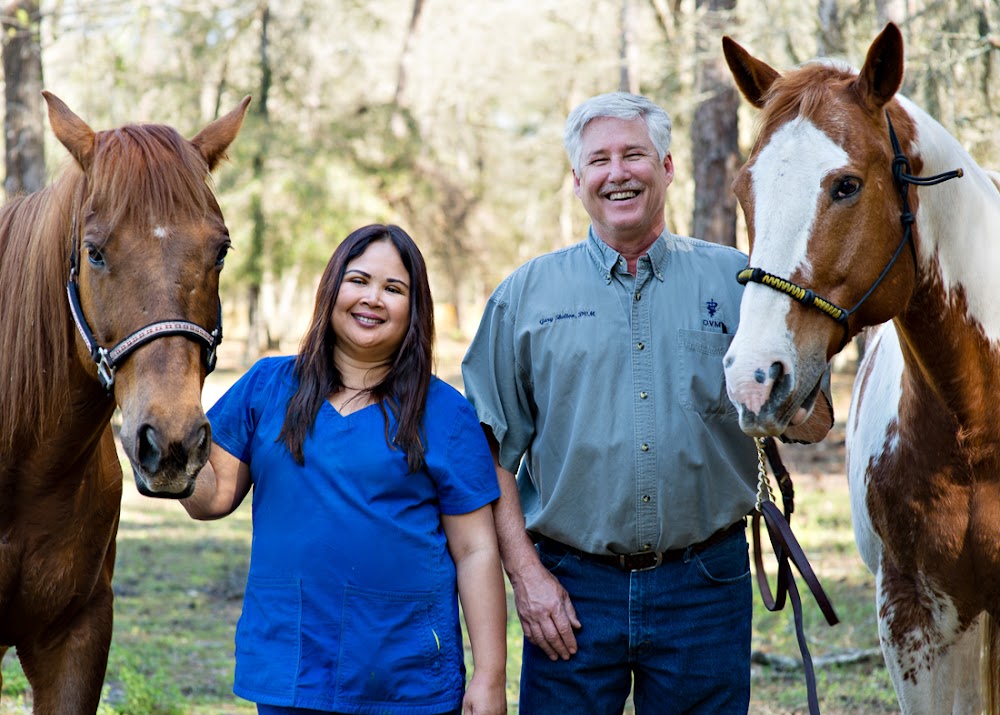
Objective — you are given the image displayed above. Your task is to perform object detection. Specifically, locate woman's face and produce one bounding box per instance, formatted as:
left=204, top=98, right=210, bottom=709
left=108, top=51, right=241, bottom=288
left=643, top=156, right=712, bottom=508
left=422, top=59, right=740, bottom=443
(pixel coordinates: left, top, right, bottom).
left=330, top=239, right=412, bottom=364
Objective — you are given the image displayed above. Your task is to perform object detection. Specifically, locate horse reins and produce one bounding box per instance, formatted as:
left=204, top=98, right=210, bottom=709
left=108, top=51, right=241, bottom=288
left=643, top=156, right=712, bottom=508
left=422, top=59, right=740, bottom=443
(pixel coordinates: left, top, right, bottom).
left=65, top=212, right=223, bottom=392
left=752, top=436, right=838, bottom=715
left=736, top=111, right=963, bottom=351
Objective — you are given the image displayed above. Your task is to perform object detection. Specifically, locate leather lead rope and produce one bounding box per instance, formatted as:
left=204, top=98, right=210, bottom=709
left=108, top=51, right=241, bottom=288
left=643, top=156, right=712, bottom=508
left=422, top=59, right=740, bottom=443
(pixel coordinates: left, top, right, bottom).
left=752, top=436, right=839, bottom=715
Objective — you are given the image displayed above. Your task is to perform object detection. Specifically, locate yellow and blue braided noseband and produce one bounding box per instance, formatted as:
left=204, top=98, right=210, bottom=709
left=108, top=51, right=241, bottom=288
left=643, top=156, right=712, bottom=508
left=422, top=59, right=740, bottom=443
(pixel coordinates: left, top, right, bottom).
left=736, top=267, right=848, bottom=324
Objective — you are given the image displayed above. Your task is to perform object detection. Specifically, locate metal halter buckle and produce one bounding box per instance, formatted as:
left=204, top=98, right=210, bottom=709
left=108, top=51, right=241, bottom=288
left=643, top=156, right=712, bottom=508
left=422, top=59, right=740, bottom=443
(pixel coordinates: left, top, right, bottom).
left=96, top=348, right=116, bottom=391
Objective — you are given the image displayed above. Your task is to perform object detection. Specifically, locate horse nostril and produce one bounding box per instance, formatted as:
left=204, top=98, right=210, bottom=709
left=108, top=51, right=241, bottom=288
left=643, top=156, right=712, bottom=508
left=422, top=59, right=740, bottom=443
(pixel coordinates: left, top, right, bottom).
left=768, top=361, right=785, bottom=382
left=137, top=424, right=162, bottom=473
left=191, top=422, right=211, bottom=459
left=755, top=361, right=787, bottom=386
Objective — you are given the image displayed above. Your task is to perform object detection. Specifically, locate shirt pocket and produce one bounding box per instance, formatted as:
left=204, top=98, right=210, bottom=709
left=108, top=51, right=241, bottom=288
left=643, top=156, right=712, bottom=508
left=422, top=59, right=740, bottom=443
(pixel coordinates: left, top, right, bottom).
left=676, top=328, right=736, bottom=419
left=335, top=585, right=462, bottom=705
left=234, top=575, right=302, bottom=698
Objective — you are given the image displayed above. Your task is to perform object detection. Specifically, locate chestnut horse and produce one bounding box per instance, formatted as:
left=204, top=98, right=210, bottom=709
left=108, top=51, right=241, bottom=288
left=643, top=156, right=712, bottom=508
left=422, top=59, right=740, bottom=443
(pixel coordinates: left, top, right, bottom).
left=0, top=92, right=249, bottom=714
left=721, top=24, right=1000, bottom=714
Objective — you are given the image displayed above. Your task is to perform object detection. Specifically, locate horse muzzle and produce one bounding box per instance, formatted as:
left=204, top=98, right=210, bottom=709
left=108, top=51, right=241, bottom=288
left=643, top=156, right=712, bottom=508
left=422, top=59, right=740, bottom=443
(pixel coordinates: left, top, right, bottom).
left=724, top=343, right=826, bottom=437
left=122, top=417, right=210, bottom=499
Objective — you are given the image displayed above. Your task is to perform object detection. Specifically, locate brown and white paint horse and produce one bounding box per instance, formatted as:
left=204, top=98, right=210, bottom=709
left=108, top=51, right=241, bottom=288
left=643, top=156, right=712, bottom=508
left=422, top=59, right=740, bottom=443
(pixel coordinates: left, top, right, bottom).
left=722, top=24, right=1000, bottom=714
left=0, top=94, right=248, bottom=714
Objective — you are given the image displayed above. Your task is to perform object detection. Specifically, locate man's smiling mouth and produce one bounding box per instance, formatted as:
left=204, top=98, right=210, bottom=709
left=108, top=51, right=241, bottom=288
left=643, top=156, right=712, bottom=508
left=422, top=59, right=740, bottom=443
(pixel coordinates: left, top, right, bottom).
left=607, top=190, right=640, bottom=201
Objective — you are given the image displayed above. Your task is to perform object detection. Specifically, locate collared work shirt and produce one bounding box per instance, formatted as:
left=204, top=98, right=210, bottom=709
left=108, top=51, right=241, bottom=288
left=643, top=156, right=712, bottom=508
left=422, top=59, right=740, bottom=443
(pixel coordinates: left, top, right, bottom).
left=462, top=228, right=757, bottom=554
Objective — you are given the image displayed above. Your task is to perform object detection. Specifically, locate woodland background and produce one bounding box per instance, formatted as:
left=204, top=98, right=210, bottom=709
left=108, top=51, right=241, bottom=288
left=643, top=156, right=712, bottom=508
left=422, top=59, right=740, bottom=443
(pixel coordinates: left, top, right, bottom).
left=3, top=1, right=1000, bottom=712
left=4, top=0, right=1000, bottom=360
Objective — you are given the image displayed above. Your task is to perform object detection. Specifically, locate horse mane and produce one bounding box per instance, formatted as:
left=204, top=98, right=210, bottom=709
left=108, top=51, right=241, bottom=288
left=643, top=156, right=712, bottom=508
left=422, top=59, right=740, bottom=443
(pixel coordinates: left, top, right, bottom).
left=752, top=62, right=862, bottom=152
left=89, top=124, right=215, bottom=227
left=0, top=122, right=215, bottom=455
left=0, top=172, right=76, bottom=455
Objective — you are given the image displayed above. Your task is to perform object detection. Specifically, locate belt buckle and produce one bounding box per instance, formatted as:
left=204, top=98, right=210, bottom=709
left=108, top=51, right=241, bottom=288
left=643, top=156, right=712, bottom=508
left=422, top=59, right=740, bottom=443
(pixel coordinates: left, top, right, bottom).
left=619, top=551, right=663, bottom=572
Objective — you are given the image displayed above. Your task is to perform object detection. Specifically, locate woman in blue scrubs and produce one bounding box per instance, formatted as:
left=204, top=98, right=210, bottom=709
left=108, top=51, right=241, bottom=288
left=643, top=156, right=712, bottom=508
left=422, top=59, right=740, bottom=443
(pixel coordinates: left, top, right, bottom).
left=182, top=224, right=507, bottom=715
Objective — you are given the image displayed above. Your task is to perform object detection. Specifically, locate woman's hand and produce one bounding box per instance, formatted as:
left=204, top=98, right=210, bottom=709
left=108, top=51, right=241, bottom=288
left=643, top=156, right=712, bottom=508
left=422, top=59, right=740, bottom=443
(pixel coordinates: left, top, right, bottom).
left=462, top=670, right=507, bottom=714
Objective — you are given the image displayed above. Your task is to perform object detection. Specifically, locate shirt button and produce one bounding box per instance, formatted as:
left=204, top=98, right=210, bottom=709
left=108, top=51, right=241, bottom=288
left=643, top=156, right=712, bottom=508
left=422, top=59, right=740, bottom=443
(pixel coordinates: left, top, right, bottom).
left=642, top=543, right=652, bottom=551
left=637, top=342, right=645, bottom=350
left=635, top=292, right=641, bottom=301
left=640, top=391, right=648, bottom=399
left=641, top=443, right=649, bottom=451
left=642, top=495, right=651, bottom=503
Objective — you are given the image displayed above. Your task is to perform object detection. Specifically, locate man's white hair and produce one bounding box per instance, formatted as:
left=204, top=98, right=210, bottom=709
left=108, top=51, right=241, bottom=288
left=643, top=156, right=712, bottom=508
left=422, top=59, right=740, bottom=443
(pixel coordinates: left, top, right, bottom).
left=563, top=92, right=672, bottom=175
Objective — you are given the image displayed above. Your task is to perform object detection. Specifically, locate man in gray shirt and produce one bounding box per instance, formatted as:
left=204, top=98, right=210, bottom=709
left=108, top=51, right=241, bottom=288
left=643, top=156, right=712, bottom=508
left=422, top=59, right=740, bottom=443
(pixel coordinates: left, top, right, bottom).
left=461, top=92, right=832, bottom=714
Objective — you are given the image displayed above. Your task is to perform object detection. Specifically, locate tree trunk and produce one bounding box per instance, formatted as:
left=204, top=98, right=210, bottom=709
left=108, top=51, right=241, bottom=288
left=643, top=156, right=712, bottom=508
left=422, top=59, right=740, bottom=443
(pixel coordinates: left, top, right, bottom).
left=2, top=0, right=44, bottom=199
left=244, top=2, right=271, bottom=365
left=817, top=0, right=845, bottom=57
left=393, top=0, right=424, bottom=108
left=618, top=0, right=639, bottom=93
left=691, top=0, right=739, bottom=247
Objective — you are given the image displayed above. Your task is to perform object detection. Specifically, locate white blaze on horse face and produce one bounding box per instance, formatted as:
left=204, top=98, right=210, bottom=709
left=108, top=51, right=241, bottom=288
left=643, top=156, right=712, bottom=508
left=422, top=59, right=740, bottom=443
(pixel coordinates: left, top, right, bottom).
left=153, top=226, right=168, bottom=240
left=748, top=117, right=849, bottom=300
left=725, top=118, right=849, bottom=421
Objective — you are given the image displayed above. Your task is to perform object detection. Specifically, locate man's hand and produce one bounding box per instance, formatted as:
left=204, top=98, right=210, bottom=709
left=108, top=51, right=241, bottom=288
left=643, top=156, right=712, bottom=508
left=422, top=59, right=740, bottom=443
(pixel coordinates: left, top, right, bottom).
left=510, top=560, right=581, bottom=661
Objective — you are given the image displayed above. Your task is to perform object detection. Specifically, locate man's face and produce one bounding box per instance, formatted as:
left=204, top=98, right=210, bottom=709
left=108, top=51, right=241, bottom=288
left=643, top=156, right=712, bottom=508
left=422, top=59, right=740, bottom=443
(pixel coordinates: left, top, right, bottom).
left=573, top=116, right=674, bottom=248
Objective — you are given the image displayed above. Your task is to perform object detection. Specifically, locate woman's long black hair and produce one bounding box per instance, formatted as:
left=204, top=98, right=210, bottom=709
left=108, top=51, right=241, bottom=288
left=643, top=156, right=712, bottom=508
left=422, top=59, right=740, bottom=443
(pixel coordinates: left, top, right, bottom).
left=278, top=224, right=434, bottom=471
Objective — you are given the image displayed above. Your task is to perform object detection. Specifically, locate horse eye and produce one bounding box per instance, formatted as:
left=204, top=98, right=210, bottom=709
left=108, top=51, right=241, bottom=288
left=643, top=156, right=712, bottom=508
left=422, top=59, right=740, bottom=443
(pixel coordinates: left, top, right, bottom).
left=215, top=242, right=230, bottom=269
left=833, top=177, right=862, bottom=200
left=86, top=245, right=105, bottom=268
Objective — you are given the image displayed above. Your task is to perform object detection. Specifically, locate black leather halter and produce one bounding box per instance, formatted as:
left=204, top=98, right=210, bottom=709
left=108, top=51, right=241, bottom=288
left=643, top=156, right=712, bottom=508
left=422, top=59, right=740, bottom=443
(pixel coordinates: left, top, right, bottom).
left=66, top=214, right=222, bottom=392
left=737, top=112, right=963, bottom=350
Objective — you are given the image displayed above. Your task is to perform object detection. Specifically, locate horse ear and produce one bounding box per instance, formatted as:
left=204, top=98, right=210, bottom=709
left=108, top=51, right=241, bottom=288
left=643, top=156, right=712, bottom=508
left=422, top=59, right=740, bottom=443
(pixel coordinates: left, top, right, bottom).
left=722, top=36, right=780, bottom=109
left=191, top=95, right=252, bottom=171
left=852, top=23, right=905, bottom=111
left=42, top=91, right=96, bottom=171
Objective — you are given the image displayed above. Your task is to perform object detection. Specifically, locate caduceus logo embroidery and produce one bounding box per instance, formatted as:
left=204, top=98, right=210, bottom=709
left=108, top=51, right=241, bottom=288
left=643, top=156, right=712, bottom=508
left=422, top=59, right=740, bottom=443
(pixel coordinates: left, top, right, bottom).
left=706, top=299, right=718, bottom=317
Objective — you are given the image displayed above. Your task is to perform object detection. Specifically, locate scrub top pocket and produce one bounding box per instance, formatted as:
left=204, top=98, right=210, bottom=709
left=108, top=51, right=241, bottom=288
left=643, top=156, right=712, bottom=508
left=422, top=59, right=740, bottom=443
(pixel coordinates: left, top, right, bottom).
left=234, top=575, right=303, bottom=699
left=335, top=584, right=462, bottom=706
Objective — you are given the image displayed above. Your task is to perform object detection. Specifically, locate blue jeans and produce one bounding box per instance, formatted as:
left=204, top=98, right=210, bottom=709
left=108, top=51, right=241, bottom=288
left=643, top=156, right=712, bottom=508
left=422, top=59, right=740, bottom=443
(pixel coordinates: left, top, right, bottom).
left=520, top=528, right=752, bottom=715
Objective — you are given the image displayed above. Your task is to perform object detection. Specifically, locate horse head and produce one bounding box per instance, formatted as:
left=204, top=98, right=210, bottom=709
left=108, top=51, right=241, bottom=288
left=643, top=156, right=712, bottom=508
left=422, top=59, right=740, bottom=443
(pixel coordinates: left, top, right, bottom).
left=720, top=24, right=920, bottom=436
left=43, top=92, right=250, bottom=497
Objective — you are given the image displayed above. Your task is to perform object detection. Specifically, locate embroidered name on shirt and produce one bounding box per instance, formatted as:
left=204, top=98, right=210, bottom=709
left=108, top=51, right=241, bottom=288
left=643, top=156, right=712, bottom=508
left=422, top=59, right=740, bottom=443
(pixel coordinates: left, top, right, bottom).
left=539, top=310, right=596, bottom=326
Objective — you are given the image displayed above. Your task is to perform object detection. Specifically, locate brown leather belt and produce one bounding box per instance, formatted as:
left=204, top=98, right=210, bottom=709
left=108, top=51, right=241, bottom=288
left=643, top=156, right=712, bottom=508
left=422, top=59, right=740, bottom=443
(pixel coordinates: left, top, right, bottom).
left=537, top=520, right=745, bottom=572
